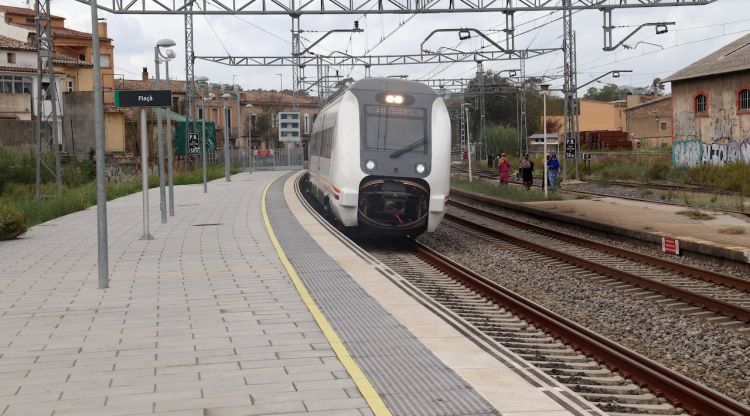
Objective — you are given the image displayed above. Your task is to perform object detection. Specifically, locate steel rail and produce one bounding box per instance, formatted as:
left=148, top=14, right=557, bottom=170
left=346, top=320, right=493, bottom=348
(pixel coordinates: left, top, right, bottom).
left=443, top=213, right=750, bottom=323
left=412, top=241, right=750, bottom=416
left=449, top=199, right=750, bottom=292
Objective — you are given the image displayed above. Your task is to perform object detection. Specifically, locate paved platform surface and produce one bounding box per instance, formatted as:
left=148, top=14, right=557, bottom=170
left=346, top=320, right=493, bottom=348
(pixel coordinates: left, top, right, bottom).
left=0, top=172, right=373, bottom=416
left=0, top=170, right=604, bottom=416
left=528, top=196, right=750, bottom=256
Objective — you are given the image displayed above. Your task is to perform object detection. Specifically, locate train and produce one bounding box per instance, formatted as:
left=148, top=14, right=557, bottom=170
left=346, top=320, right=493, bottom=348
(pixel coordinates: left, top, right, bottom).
left=307, top=78, right=451, bottom=236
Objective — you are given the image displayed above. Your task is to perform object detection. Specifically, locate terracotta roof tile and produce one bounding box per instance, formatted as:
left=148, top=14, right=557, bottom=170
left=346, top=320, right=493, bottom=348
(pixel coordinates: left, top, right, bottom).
left=664, top=33, right=750, bottom=82
left=0, top=34, right=35, bottom=51
left=0, top=65, right=37, bottom=73
left=0, top=5, right=64, bottom=19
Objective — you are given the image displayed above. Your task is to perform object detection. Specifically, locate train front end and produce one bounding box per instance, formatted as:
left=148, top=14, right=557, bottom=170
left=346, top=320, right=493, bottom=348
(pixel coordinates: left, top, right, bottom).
left=351, top=78, right=450, bottom=236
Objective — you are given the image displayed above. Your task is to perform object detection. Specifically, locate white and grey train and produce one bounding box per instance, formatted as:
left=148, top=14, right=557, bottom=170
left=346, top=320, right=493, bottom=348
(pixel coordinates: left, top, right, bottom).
left=307, top=78, right=451, bottom=236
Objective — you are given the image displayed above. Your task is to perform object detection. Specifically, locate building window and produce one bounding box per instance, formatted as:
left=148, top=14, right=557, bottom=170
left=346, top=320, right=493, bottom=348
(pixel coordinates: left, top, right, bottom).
left=100, top=54, right=111, bottom=68
left=198, top=107, right=204, bottom=119
left=740, top=89, right=750, bottom=111
left=695, top=94, right=707, bottom=114
left=67, top=80, right=74, bottom=92
left=7, top=53, right=15, bottom=64
left=1, top=76, right=33, bottom=94
left=78, top=53, right=86, bottom=62
left=661, top=122, right=667, bottom=130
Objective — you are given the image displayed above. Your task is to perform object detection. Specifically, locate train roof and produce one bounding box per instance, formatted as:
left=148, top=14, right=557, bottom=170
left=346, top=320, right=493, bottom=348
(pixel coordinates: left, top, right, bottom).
left=350, top=78, right=437, bottom=95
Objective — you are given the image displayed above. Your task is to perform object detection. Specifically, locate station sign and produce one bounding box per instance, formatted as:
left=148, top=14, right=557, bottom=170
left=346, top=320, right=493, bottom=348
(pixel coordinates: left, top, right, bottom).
left=115, top=90, right=172, bottom=108
left=188, top=133, right=200, bottom=155
left=565, top=137, right=576, bottom=159
left=278, top=112, right=301, bottom=142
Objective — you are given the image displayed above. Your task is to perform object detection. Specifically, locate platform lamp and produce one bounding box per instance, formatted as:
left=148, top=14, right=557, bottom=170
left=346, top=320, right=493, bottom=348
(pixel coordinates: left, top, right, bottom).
left=540, top=83, right=550, bottom=198
left=157, top=48, right=177, bottom=216
left=246, top=103, right=254, bottom=173
left=154, top=38, right=176, bottom=224
left=195, top=76, right=210, bottom=192
left=221, top=93, right=233, bottom=181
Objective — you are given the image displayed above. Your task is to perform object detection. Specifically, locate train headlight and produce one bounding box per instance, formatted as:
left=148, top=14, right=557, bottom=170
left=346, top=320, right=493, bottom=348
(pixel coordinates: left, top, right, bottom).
left=365, top=160, right=376, bottom=171
left=385, top=94, right=404, bottom=104
left=415, top=163, right=426, bottom=174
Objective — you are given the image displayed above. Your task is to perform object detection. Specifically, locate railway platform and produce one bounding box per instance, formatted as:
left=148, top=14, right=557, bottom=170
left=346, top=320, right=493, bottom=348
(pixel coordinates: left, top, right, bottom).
left=0, top=170, right=604, bottom=416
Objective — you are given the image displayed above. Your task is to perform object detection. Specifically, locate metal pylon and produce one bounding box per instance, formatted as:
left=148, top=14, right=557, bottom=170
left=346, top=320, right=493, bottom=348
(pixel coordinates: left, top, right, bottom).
left=477, top=60, right=487, bottom=160
left=184, top=8, right=195, bottom=172
left=563, top=0, right=579, bottom=179
left=516, top=51, right=528, bottom=157
left=35, top=0, right=62, bottom=199
left=291, top=15, right=301, bottom=111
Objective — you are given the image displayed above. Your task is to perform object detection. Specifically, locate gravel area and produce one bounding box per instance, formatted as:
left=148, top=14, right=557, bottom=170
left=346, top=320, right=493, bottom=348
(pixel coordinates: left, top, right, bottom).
left=417, top=224, right=750, bottom=405
left=451, top=194, right=750, bottom=281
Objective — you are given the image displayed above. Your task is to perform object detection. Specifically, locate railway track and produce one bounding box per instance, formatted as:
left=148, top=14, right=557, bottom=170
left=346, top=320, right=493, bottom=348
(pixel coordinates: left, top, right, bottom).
left=445, top=201, right=750, bottom=333
left=364, top=242, right=750, bottom=416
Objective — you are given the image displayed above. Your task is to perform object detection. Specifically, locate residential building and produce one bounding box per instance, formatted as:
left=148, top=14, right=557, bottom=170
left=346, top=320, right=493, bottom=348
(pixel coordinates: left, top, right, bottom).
left=527, top=133, right=559, bottom=155
left=664, top=32, right=750, bottom=165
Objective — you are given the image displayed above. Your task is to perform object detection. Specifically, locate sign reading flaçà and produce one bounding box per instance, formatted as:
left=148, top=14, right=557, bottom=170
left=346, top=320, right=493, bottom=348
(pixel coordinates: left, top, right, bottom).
left=115, top=90, right=172, bottom=108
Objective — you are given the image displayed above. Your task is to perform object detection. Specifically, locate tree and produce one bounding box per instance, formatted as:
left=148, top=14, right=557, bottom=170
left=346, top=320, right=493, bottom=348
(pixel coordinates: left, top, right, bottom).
left=583, top=83, right=631, bottom=102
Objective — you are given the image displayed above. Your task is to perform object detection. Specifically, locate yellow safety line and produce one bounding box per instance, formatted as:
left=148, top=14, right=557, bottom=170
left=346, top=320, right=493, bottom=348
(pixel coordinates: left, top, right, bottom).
left=261, top=175, right=392, bottom=416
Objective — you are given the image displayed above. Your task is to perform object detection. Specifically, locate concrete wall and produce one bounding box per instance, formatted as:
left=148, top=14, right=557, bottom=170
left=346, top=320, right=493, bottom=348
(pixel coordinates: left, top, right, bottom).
left=626, top=98, right=673, bottom=148
left=671, top=71, right=750, bottom=166
left=0, top=119, right=49, bottom=150
left=62, top=92, right=95, bottom=157
left=0, top=92, right=32, bottom=119
left=545, top=100, right=626, bottom=135
left=0, top=49, right=36, bottom=69
left=105, top=111, right=125, bottom=153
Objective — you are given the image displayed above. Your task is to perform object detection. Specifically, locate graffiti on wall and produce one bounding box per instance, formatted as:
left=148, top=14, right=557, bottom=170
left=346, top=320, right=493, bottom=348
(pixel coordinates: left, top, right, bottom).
left=673, top=138, right=750, bottom=166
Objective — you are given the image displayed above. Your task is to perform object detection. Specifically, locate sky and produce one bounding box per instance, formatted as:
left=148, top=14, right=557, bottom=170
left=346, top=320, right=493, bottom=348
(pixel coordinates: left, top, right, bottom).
left=12, top=0, right=750, bottom=96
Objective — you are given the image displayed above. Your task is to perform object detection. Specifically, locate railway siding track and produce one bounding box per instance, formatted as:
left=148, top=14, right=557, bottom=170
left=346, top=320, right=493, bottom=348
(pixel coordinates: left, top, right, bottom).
left=367, top=243, right=750, bottom=416
left=444, top=203, right=750, bottom=331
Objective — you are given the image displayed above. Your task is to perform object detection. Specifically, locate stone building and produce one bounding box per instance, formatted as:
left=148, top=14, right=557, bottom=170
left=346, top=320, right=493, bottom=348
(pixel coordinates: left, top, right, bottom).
left=624, top=96, right=673, bottom=148
left=665, top=33, right=750, bottom=166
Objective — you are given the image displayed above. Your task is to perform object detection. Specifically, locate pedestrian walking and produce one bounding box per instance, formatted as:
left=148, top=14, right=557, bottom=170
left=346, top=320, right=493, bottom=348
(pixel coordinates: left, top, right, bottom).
left=487, top=153, right=494, bottom=168
left=498, top=153, right=511, bottom=186
left=519, top=153, right=534, bottom=190
left=547, top=153, right=560, bottom=192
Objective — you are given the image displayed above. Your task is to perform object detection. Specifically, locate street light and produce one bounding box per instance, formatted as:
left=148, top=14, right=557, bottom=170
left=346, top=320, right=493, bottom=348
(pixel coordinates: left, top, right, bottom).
left=157, top=48, right=177, bottom=217
left=246, top=103, right=254, bottom=173
left=154, top=38, right=176, bottom=224
left=540, top=83, right=550, bottom=198
left=221, top=93, right=233, bottom=181
left=196, top=76, right=209, bottom=192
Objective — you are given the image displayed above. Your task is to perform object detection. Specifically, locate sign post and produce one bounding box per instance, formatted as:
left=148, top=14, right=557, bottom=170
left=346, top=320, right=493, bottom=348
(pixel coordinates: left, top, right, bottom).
left=115, top=89, right=172, bottom=240
left=565, top=136, right=576, bottom=159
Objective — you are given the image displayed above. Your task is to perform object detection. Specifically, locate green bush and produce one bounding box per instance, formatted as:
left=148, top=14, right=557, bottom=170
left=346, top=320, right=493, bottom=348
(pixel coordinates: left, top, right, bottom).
left=483, top=124, right=518, bottom=156
left=0, top=203, right=27, bottom=240
left=645, top=158, right=670, bottom=180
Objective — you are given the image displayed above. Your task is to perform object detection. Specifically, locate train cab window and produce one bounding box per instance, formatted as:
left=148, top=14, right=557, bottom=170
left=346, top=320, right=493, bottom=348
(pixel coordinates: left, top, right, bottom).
left=364, top=105, right=427, bottom=155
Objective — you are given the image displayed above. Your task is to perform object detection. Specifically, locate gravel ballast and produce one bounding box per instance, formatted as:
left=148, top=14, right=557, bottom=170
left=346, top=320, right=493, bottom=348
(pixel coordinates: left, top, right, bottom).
left=418, top=224, right=750, bottom=405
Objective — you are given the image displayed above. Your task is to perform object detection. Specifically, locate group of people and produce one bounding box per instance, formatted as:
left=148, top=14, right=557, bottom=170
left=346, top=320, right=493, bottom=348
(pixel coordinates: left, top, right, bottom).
left=490, top=152, right=560, bottom=191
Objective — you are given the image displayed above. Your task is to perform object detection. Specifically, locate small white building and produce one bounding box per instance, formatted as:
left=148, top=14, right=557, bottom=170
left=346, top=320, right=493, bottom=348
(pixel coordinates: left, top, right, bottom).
left=527, top=132, right=560, bottom=155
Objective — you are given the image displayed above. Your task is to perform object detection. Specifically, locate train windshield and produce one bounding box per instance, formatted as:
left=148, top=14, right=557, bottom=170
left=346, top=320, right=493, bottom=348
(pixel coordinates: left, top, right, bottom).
left=364, top=105, right=427, bottom=155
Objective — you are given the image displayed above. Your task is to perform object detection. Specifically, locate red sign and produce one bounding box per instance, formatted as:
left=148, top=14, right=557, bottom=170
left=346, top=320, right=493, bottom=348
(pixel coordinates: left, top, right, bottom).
left=254, top=149, right=274, bottom=156
left=662, top=237, right=680, bottom=255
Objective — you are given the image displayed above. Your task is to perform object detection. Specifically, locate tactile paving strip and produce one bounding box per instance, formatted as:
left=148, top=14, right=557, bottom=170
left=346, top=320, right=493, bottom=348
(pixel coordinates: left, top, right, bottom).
left=267, top=174, right=500, bottom=416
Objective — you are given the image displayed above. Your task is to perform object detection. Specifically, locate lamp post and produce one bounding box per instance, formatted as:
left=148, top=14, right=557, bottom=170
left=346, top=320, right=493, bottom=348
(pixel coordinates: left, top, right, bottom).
left=196, top=76, right=210, bottom=192
left=221, top=93, right=233, bottom=181
left=154, top=38, right=176, bottom=224
left=463, top=103, right=473, bottom=183
left=158, top=48, right=177, bottom=216
left=541, top=83, right=550, bottom=198
left=246, top=103, right=254, bottom=173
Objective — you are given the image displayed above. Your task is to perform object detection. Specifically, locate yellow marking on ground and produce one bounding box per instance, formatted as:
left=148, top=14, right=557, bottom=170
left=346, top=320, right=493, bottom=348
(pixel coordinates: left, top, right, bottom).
left=261, top=175, right=392, bottom=416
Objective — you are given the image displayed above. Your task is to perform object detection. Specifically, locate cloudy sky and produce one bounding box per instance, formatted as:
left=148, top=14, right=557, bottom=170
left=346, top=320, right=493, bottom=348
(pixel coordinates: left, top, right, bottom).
left=12, top=0, right=750, bottom=95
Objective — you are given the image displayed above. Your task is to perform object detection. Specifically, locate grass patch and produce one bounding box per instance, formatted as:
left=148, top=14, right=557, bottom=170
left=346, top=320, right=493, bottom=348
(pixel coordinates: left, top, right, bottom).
left=452, top=177, right=562, bottom=202
left=676, top=209, right=716, bottom=221
left=718, top=226, right=746, bottom=235
left=1, top=165, right=237, bottom=231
